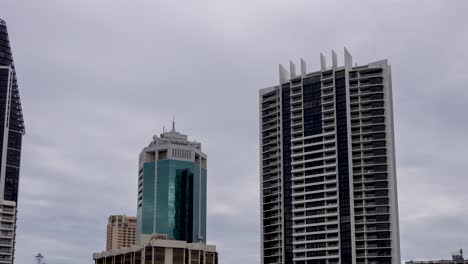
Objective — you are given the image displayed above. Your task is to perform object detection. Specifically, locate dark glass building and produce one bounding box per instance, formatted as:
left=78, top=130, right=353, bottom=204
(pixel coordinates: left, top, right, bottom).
left=259, top=49, right=401, bottom=264
left=0, top=18, right=25, bottom=264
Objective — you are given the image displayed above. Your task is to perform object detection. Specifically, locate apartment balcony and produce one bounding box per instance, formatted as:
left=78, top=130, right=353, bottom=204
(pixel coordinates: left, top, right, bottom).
left=322, top=86, right=334, bottom=94
left=263, top=182, right=281, bottom=191
left=354, top=209, right=390, bottom=218
left=263, top=152, right=280, bottom=161
left=263, top=220, right=281, bottom=228
left=263, top=249, right=282, bottom=257
left=358, top=71, right=384, bottom=80
left=262, top=161, right=280, bottom=169
left=262, top=141, right=280, bottom=149
left=291, top=113, right=303, bottom=121
left=358, top=87, right=384, bottom=96
left=0, top=216, right=14, bottom=222
left=0, top=258, right=12, bottom=264
left=291, top=89, right=302, bottom=96
left=357, top=104, right=385, bottom=111
left=353, top=176, right=389, bottom=184
left=262, top=145, right=280, bottom=153
left=264, top=197, right=281, bottom=205
left=262, top=124, right=280, bottom=133
left=262, top=116, right=280, bottom=126
left=262, top=110, right=279, bottom=119
left=263, top=212, right=280, bottom=219
left=263, top=227, right=281, bottom=235
left=291, top=104, right=303, bottom=111
left=0, top=240, right=11, bottom=247
left=291, top=97, right=302, bottom=104
left=0, top=224, right=13, bottom=231
left=262, top=165, right=280, bottom=174
left=263, top=234, right=281, bottom=242
left=262, top=131, right=279, bottom=140
left=291, top=118, right=303, bottom=126
left=322, top=111, right=335, bottom=119
left=322, top=97, right=334, bottom=105
left=0, top=208, right=14, bottom=214
left=262, top=103, right=278, bottom=112
left=291, top=132, right=304, bottom=139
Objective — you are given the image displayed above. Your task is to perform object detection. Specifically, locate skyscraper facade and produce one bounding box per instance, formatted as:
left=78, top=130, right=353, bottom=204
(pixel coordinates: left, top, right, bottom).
left=259, top=49, right=400, bottom=264
left=106, top=215, right=137, bottom=251
left=137, top=123, right=207, bottom=244
left=0, top=18, right=25, bottom=264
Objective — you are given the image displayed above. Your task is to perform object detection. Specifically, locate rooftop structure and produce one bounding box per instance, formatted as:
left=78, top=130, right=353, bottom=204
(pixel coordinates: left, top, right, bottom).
left=93, top=234, right=218, bottom=264
left=406, top=249, right=467, bottom=264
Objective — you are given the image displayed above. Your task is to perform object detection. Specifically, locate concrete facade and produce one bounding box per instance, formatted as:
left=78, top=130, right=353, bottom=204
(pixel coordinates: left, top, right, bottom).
left=259, top=49, right=400, bottom=264
left=107, top=215, right=137, bottom=251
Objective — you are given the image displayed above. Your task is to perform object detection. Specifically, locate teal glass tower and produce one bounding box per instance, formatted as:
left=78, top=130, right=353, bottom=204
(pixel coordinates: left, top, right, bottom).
left=137, top=122, right=207, bottom=244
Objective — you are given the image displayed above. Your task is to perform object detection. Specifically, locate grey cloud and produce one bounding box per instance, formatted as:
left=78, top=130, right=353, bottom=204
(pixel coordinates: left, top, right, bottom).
left=1, top=0, right=468, bottom=263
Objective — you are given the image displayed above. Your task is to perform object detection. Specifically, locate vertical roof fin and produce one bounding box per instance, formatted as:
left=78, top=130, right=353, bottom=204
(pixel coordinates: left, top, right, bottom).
left=289, top=60, right=296, bottom=78
left=300, top=58, right=307, bottom=75
left=279, top=64, right=289, bottom=84
left=344, top=47, right=353, bottom=69
left=332, top=50, right=338, bottom=68
left=320, top=53, right=326, bottom=70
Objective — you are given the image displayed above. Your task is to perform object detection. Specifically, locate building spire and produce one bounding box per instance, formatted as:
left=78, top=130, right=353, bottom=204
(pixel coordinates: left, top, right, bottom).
left=172, top=115, right=176, bottom=132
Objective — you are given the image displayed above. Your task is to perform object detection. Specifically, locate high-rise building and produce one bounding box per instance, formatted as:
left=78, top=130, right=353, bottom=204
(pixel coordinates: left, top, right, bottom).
left=106, top=215, right=137, bottom=251
left=0, top=18, right=26, bottom=264
left=259, top=49, right=400, bottom=264
left=137, top=122, right=207, bottom=244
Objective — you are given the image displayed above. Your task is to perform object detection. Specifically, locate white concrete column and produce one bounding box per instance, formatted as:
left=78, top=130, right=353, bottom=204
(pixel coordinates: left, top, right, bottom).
left=164, top=248, right=173, bottom=264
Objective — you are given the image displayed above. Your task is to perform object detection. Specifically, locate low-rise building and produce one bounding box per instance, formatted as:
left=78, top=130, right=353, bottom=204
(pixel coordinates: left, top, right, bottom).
left=93, top=234, right=218, bottom=264
left=406, top=249, right=467, bottom=264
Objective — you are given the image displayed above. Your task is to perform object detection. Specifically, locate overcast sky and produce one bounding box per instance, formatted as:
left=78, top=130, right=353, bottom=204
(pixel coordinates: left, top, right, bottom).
left=1, top=1, right=468, bottom=263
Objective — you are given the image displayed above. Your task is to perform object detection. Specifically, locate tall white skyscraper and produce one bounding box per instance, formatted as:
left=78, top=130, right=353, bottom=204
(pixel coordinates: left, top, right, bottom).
left=259, top=49, right=400, bottom=264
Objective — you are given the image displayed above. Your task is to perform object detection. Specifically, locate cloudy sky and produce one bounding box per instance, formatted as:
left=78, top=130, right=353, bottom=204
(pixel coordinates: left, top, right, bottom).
left=1, top=1, right=468, bottom=263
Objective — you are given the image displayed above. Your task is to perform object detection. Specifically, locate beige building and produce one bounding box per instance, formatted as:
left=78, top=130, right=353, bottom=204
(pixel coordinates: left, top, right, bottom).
left=94, top=234, right=218, bottom=264
left=107, top=215, right=137, bottom=251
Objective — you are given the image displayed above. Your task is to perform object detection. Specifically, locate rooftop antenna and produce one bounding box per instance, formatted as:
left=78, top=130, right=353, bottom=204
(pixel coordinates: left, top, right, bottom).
left=163, top=126, right=165, bottom=133
left=35, top=253, right=46, bottom=264
left=172, top=114, right=176, bottom=132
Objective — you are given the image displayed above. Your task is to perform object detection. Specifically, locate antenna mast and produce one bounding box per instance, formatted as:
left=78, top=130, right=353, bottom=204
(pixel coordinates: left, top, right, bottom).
left=35, top=253, right=46, bottom=264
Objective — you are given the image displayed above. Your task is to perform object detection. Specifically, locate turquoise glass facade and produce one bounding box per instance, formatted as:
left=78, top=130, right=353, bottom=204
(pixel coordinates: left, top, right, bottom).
left=137, top=159, right=207, bottom=243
